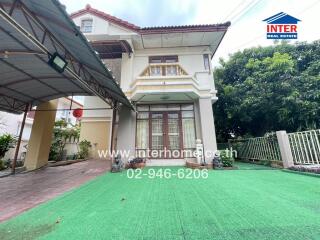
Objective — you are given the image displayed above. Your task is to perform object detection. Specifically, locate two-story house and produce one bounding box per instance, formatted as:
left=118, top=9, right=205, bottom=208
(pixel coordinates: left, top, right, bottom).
left=71, top=5, right=230, bottom=164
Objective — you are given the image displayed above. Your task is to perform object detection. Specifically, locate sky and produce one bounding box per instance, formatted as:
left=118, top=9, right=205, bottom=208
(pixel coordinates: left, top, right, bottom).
left=61, top=0, right=320, bottom=67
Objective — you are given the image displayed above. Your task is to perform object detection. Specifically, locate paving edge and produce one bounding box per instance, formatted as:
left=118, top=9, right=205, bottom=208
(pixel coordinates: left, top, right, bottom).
left=282, top=169, right=320, bottom=178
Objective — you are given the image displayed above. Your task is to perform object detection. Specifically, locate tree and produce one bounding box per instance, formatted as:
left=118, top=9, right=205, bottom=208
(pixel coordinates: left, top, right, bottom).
left=49, top=120, right=80, bottom=161
left=0, top=134, right=16, bottom=159
left=214, top=41, right=320, bottom=142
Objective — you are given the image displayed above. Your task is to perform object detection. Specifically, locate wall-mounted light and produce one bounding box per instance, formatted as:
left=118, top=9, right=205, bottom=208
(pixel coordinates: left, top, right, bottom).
left=48, top=52, right=67, bottom=73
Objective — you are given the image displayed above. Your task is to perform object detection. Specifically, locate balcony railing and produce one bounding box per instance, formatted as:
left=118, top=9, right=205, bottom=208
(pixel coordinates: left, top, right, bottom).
left=140, top=63, right=188, bottom=77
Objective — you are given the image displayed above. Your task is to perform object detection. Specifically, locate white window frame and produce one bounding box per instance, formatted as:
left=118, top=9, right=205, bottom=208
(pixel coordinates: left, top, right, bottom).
left=81, top=18, right=93, bottom=33
left=203, top=54, right=211, bottom=71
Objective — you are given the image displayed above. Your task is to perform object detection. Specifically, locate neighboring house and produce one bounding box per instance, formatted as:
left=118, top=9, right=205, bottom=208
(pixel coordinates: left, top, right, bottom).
left=71, top=5, right=230, bottom=163
left=0, top=97, right=83, bottom=160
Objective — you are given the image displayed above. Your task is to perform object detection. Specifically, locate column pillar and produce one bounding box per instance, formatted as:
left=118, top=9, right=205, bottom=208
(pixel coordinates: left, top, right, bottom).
left=24, top=100, right=58, bottom=170
left=276, top=131, right=294, bottom=168
left=198, top=97, right=217, bottom=160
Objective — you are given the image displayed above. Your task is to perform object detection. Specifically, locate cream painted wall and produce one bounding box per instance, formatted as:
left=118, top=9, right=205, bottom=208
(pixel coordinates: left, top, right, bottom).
left=80, top=96, right=113, bottom=158
left=80, top=120, right=111, bottom=159
left=82, top=96, right=112, bottom=118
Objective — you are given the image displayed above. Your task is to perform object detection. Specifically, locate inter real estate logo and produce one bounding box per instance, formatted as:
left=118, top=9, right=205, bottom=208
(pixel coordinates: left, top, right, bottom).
left=263, top=12, right=301, bottom=40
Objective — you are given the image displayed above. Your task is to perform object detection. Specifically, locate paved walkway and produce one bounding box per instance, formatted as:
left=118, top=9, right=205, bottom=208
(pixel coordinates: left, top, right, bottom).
left=0, top=159, right=111, bottom=222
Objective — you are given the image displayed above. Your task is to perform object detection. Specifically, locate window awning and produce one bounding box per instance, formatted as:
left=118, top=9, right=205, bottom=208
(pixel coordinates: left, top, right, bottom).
left=0, top=0, right=133, bottom=114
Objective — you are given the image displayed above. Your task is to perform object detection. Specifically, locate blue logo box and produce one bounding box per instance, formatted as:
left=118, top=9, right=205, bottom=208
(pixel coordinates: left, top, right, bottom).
left=266, top=33, right=297, bottom=39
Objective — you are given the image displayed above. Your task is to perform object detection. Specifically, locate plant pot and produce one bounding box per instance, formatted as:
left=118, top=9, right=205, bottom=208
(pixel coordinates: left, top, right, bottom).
left=126, top=162, right=146, bottom=169
left=186, top=161, right=212, bottom=169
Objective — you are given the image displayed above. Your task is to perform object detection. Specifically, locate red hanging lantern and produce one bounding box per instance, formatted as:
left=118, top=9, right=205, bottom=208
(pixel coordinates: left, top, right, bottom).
left=73, top=108, right=83, bottom=118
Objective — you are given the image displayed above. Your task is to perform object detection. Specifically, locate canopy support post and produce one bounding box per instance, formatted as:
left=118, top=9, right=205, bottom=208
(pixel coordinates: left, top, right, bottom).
left=12, top=104, right=28, bottom=174
left=110, top=101, right=117, bottom=161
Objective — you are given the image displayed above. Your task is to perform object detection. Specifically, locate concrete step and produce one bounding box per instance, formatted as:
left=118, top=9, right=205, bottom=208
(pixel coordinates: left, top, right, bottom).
left=146, top=159, right=185, bottom=166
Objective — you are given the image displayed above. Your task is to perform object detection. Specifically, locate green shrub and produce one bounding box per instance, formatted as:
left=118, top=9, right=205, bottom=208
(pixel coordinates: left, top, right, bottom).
left=49, top=140, right=60, bottom=161
left=49, top=121, right=80, bottom=161
left=0, top=134, right=16, bottom=159
left=220, top=150, right=235, bottom=167
left=78, top=140, right=92, bottom=159
left=0, top=159, right=7, bottom=170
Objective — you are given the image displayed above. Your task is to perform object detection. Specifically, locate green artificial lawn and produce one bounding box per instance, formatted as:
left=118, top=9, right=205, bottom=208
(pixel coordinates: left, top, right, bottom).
left=1, top=163, right=320, bottom=240
left=234, top=161, right=276, bottom=170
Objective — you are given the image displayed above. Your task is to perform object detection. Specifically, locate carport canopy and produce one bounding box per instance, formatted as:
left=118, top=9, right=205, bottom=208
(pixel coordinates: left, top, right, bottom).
left=0, top=0, right=133, bottom=114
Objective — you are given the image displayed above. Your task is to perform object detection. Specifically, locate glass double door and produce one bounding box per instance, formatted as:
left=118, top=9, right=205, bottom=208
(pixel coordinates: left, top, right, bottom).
left=151, top=112, right=181, bottom=158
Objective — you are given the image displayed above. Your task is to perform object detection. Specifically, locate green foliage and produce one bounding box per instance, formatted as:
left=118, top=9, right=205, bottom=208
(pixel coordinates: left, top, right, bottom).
left=0, top=134, right=16, bottom=159
left=49, top=120, right=80, bottom=161
left=54, top=119, right=68, bottom=128
left=214, top=41, right=320, bottom=141
left=0, top=159, right=6, bottom=170
left=219, top=150, right=234, bottom=167
left=78, top=140, right=92, bottom=159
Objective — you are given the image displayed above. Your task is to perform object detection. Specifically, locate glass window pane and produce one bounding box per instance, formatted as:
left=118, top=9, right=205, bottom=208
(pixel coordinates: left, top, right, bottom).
left=81, top=19, right=93, bottom=33
left=150, top=105, right=167, bottom=111
left=137, top=113, right=149, bottom=119
left=164, top=56, right=178, bottom=63
left=152, top=113, right=163, bottom=119
left=151, top=117, right=163, bottom=149
left=167, top=105, right=180, bottom=110
left=168, top=113, right=179, bottom=119
left=182, top=111, right=194, bottom=118
left=182, top=119, right=196, bottom=148
left=137, top=105, right=149, bottom=111
left=136, top=120, right=149, bottom=149
left=203, top=54, right=210, bottom=70
left=150, top=57, right=162, bottom=63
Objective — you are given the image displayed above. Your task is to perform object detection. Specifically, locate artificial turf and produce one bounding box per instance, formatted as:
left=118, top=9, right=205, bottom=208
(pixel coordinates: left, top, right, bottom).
left=1, top=163, right=320, bottom=240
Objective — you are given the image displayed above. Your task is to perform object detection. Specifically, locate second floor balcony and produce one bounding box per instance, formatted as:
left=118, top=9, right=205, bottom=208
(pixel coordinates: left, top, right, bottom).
left=126, top=63, right=217, bottom=103
left=140, top=63, right=188, bottom=77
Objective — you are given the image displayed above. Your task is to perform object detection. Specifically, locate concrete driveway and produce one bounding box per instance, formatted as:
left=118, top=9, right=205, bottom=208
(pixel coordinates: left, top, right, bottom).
left=0, top=159, right=110, bottom=222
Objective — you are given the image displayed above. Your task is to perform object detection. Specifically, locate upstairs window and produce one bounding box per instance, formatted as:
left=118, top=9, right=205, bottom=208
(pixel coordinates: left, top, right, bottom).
left=149, top=55, right=178, bottom=63
left=81, top=19, right=93, bottom=33
left=203, top=54, right=210, bottom=70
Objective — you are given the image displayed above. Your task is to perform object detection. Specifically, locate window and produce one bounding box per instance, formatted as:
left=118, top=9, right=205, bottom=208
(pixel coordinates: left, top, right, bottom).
left=135, top=104, right=196, bottom=152
left=149, top=55, right=178, bottom=63
left=203, top=54, right=210, bottom=70
left=81, top=19, right=93, bottom=33
left=136, top=113, right=149, bottom=149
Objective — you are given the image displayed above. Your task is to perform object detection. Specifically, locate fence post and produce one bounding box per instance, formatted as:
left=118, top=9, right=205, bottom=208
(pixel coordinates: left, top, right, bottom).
left=276, top=131, right=294, bottom=168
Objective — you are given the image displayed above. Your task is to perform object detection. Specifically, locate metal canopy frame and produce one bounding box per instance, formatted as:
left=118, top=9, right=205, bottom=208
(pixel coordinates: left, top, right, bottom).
left=0, top=0, right=133, bottom=113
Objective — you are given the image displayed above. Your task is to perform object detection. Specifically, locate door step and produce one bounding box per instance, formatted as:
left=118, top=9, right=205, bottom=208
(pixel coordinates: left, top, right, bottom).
left=146, top=159, right=185, bottom=166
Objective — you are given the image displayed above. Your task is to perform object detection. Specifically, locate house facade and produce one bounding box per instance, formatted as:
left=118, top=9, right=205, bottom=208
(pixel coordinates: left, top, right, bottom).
left=71, top=5, right=230, bottom=163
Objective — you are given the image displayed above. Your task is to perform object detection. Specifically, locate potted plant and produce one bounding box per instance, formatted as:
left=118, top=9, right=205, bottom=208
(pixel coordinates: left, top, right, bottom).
left=220, top=150, right=236, bottom=169
left=126, top=157, right=146, bottom=169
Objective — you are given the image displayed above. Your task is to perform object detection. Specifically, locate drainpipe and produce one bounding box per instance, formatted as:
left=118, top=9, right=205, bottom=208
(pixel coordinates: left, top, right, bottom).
left=12, top=104, right=29, bottom=174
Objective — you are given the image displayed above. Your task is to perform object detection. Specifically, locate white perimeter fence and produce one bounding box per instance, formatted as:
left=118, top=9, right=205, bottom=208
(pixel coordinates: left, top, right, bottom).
left=229, top=129, right=320, bottom=167
left=288, top=130, right=320, bottom=165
